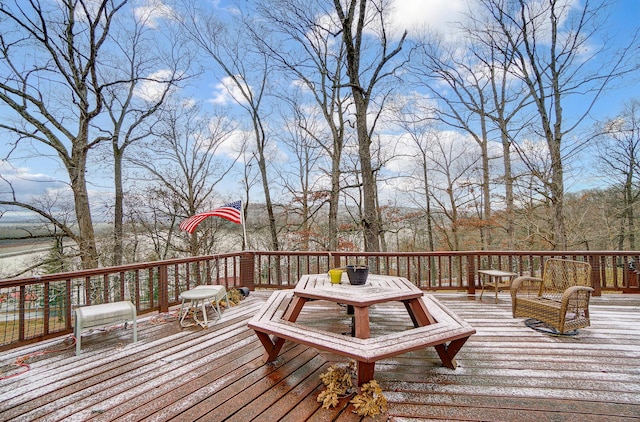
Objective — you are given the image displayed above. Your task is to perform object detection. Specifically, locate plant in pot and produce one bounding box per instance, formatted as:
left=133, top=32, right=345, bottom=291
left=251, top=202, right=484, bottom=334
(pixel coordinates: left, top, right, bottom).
left=345, top=265, right=369, bottom=285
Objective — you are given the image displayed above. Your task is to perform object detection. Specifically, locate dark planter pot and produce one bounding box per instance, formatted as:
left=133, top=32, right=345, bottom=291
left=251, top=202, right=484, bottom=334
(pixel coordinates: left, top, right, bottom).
left=346, top=265, right=369, bottom=285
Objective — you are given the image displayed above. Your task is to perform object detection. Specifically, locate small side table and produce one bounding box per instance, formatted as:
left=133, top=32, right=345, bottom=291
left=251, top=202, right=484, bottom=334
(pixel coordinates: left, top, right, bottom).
left=179, top=287, right=223, bottom=328
left=478, top=269, right=518, bottom=303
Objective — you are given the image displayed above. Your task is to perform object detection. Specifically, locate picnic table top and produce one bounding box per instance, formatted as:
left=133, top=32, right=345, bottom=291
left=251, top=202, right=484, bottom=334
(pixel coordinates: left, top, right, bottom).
left=293, top=273, right=423, bottom=307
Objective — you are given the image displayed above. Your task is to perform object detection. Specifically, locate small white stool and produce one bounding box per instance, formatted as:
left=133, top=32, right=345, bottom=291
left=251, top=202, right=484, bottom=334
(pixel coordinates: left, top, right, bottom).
left=193, top=285, right=227, bottom=318
left=74, top=301, right=137, bottom=356
left=179, top=285, right=227, bottom=328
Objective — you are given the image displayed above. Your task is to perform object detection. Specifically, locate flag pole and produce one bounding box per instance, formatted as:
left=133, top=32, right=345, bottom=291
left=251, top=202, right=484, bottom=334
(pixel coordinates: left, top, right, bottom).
left=241, top=201, right=248, bottom=250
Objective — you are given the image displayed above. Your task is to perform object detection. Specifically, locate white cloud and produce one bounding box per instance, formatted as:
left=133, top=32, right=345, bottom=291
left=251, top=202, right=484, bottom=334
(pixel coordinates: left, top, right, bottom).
left=0, top=161, right=65, bottom=201
left=215, top=128, right=289, bottom=165
left=209, top=76, right=251, bottom=106
left=133, top=69, right=178, bottom=102
left=215, top=128, right=249, bottom=160
left=0, top=160, right=116, bottom=223
left=389, top=0, right=474, bottom=39
left=133, top=0, right=175, bottom=29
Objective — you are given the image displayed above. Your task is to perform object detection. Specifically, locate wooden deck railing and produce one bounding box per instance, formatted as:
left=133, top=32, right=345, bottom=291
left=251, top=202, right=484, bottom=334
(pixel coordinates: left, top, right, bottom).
left=1, top=250, right=638, bottom=350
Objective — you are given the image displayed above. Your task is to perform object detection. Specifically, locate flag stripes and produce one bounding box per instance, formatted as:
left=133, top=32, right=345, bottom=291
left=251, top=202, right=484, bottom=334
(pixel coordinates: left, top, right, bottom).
left=179, top=200, right=242, bottom=234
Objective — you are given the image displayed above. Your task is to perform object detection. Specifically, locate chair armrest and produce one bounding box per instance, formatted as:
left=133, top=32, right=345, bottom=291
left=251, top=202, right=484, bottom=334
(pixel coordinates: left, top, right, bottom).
left=561, top=286, right=594, bottom=304
left=559, top=286, right=594, bottom=321
left=510, top=276, right=542, bottom=298
left=564, top=285, right=594, bottom=293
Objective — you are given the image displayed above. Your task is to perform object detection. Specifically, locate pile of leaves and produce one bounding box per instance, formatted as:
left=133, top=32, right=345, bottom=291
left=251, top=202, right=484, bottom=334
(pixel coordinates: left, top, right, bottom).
left=317, top=361, right=388, bottom=417
left=350, top=379, right=388, bottom=417
left=220, top=288, right=243, bottom=308
left=317, top=361, right=356, bottom=408
left=221, top=288, right=244, bottom=307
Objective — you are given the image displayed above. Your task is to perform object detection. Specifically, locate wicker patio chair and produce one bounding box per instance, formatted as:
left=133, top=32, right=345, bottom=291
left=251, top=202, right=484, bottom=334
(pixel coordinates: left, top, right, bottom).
left=510, top=258, right=594, bottom=334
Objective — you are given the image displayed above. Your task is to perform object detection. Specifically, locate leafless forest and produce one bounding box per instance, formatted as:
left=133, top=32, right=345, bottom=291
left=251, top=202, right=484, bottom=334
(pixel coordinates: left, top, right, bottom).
left=0, top=0, right=639, bottom=277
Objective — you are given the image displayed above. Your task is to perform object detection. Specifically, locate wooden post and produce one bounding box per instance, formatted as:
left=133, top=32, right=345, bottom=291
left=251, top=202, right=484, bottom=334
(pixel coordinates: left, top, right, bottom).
left=158, top=264, right=169, bottom=313
left=588, top=256, right=602, bottom=297
left=467, top=256, right=476, bottom=296
left=331, top=252, right=342, bottom=270
left=240, top=251, right=256, bottom=290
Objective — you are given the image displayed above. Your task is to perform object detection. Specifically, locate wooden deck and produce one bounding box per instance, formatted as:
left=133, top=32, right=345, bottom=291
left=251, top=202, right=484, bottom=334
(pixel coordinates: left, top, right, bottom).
left=1, top=291, right=639, bottom=421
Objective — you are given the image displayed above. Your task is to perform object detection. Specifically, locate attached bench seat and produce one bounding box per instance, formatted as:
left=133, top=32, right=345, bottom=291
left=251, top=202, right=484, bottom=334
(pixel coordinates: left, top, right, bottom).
left=74, top=301, right=137, bottom=356
left=248, top=290, right=475, bottom=384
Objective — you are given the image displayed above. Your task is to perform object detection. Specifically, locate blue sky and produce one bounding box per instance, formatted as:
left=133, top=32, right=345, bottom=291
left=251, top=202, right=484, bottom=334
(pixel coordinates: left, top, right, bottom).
left=0, top=0, right=639, bottom=221
left=576, top=0, right=640, bottom=115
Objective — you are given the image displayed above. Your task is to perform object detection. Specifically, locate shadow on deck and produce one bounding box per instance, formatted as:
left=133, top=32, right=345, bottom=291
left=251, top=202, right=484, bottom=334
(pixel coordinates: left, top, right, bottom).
left=1, top=291, right=639, bottom=421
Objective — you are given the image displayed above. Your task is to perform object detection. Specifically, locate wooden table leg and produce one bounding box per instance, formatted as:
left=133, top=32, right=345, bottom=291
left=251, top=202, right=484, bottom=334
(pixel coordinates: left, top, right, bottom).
left=356, top=361, right=375, bottom=386
left=254, top=331, right=283, bottom=361
left=404, top=298, right=436, bottom=326
left=353, top=306, right=370, bottom=338
left=406, top=297, right=472, bottom=369
left=282, top=296, right=306, bottom=322
left=257, top=295, right=308, bottom=362
left=434, top=336, right=471, bottom=369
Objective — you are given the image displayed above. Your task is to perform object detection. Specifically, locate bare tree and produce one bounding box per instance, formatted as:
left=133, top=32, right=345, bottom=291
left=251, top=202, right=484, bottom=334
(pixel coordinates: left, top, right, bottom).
left=0, top=0, right=134, bottom=269
left=129, top=99, right=239, bottom=257
left=511, top=139, right=556, bottom=249
left=333, top=0, right=408, bottom=251
left=389, top=98, right=438, bottom=251
left=461, top=13, right=532, bottom=250
left=277, top=98, right=327, bottom=250
left=101, top=5, right=190, bottom=266
left=411, top=24, right=531, bottom=251
left=412, top=39, right=496, bottom=249
left=427, top=134, right=482, bottom=251
left=125, top=186, right=182, bottom=261
left=595, top=100, right=640, bottom=250
left=256, top=0, right=350, bottom=251
left=174, top=0, right=281, bottom=252
left=238, top=147, right=261, bottom=251
left=482, top=0, right=639, bottom=249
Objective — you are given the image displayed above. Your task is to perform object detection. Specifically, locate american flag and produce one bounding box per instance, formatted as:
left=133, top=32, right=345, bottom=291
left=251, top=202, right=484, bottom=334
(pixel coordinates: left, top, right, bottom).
left=179, top=201, right=242, bottom=234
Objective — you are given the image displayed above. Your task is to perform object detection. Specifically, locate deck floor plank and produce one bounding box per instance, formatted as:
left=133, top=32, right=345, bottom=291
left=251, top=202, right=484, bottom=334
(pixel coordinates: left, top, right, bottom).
left=0, top=292, right=638, bottom=421
left=162, top=344, right=316, bottom=421
left=210, top=352, right=327, bottom=421
left=34, top=329, right=258, bottom=421
left=94, top=344, right=266, bottom=421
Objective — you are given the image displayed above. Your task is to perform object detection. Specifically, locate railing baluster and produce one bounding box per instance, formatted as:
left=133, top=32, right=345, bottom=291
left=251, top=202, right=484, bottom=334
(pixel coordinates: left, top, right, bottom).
left=65, top=279, right=72, bottom=332
left=43, top=282, right=50, bottom=336
left=103, top=274, right=109, bottom=304
left=18, top=285, right=26, bottom=341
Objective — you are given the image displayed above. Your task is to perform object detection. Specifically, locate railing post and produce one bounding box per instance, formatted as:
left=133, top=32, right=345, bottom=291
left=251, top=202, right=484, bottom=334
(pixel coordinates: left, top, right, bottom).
left=19, top=285, right=26, bottom=341
left=240, top=251, right=256, bottom=290
left=65, top=279, right=73, bottom=331
left=158, top=264, right=169, bottom=313
left=467, top=256, right=476, bottom=296
left=588, top=256, right=602, bottom=297
left=332, top=252, right=343, bottom=270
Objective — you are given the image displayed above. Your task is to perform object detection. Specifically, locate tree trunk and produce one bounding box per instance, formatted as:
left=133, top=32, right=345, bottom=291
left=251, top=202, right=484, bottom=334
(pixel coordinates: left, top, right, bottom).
left=257, top=135, right=280, bottom=252
left=549, top=136, right=567, bottom=250
left=336, top=0, right=380, bottom=251
left=328, top=157, right=341, bottom=251
left=480, top=118, right=491, bottom=250
left=113, top=149, right=124, bottom=266
left=422, top=158, right=435, bottom=252
left=501, top=125, right=515, bottom=250
left=355, top=93, right=381, bottom=251
left=70, top=144, right=98, bottom=269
